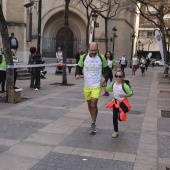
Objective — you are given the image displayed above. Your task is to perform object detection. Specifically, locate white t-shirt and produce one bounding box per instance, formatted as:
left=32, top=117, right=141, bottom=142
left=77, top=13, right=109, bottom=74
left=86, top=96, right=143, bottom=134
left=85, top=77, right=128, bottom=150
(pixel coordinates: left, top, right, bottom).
left=132, top=57, right=138, bottom=65
left=121, top=57, right=126, bottom=65
left=107, top=59, right=112, bottom=68
left=56, top=51, right=63, bottom=61
left=113, top=83, right=126, bottom=101
left=11, top=38, right=17, bottom=46
left=83, top=54, right=102, bottom=88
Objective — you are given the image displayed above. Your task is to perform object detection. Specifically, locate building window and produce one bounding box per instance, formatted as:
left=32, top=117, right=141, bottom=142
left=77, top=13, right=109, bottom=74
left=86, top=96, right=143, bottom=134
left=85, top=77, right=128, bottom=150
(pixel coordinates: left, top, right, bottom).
left=146, top=6, right=156, bottom=12
left=147, top=31, right=154, bottom=37
left=164, top=18, right=170, bottom=24
left=145, top=19, right=157, bottom=25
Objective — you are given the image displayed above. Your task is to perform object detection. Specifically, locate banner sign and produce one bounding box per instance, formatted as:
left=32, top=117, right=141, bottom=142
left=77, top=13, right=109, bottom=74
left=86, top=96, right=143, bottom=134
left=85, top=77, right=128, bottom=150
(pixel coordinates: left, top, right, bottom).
left=89, top=21, right=94, bottom=44
left=154, top=29, right=164, bottom=62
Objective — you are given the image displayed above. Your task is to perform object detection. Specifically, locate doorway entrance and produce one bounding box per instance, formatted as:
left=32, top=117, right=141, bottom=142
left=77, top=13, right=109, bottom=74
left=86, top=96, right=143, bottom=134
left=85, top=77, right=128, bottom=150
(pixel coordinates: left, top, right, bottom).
left=56, top=28, right=74, bottom=58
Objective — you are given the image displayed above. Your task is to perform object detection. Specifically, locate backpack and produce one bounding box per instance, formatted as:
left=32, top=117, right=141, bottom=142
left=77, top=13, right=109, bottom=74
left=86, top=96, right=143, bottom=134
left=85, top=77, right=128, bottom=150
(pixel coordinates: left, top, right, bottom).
left=34, top=53, right=44, bottom=70
left=113, top=80, right=131, bottom=93
left=0, top=55, right=2, bottom=64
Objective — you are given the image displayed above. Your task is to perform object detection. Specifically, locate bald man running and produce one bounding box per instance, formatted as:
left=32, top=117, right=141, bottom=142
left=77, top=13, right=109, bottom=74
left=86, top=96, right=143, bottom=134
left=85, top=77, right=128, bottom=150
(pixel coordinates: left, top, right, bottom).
left=75, top=42, right=110, bottom=134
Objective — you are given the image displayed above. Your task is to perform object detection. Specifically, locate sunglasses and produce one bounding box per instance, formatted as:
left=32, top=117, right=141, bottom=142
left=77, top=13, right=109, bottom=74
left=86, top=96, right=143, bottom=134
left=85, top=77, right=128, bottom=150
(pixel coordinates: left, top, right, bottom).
left=115, top=75, right=123, bottom=78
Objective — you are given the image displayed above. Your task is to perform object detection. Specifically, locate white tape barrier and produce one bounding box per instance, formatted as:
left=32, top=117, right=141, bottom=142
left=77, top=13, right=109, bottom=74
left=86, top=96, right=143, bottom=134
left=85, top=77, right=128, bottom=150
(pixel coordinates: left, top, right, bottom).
left=3, top=63, right=78, bottom=69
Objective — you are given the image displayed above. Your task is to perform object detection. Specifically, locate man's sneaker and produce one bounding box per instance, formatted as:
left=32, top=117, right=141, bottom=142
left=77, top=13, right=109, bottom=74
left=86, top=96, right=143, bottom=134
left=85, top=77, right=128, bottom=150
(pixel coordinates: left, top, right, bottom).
left=102, top=92, right=109, bottom=96
left=112, top=131, right=118, bottom=138
left=90, top=123, right=96, bottom=134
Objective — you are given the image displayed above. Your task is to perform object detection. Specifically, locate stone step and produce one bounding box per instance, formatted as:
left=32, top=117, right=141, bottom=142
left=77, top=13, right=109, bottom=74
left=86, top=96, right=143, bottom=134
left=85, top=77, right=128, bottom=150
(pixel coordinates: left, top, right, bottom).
left=17, top=69, right=31, bottom=80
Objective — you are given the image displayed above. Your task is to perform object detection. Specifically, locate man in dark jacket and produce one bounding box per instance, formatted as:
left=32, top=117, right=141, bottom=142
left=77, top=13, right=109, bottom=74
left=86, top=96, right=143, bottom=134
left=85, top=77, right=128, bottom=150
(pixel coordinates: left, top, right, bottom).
left=9, top=33, right=19, bottom=51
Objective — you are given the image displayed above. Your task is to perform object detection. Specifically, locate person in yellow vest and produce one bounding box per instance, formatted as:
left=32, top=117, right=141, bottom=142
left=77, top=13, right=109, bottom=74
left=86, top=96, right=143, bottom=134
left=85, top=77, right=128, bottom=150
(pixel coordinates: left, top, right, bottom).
left=11, top=49, right=20, bottom=87
left=0, top=51, right=6, bottom=93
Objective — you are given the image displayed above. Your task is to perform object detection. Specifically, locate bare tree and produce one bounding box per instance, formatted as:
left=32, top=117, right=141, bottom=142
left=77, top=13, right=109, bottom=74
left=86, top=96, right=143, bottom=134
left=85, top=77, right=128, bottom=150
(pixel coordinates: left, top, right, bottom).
left=90, top=0, right=122, bottom=51
left=0, top=1, right=14, bottom=101
left=77, top=0, right=94, bottom=49
left=125, top=0, right=170, bottom=73
left=78, top=0, right=127, bottom=51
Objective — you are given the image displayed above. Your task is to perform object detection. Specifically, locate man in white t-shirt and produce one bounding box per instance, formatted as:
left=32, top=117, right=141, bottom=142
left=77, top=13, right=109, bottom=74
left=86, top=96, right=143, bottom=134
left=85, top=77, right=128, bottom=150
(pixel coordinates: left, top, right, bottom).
left=75, top=42, right=110, bottom=134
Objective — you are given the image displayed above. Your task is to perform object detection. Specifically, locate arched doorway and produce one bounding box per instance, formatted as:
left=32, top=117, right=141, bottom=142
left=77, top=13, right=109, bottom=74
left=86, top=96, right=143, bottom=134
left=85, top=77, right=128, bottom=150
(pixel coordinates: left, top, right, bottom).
left=56, top=28, right=74, bottom=58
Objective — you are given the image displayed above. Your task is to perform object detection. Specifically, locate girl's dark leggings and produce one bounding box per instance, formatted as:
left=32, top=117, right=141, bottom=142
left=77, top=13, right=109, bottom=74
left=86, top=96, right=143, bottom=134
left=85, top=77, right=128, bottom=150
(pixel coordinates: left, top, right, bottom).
left=113, top=105, right=119, bottom=132
left=113, top=102, right=129, bottom=132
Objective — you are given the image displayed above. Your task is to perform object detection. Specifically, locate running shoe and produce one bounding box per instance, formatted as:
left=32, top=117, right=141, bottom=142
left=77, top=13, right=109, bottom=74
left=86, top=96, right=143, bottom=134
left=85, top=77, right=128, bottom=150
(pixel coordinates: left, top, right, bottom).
left=90, top=123, right=96, bottom=134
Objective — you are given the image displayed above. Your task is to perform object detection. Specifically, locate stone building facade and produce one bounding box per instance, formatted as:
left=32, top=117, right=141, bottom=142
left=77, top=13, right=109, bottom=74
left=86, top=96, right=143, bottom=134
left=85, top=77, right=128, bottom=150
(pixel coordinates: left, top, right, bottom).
left=0, top=0, right=136, bottom=63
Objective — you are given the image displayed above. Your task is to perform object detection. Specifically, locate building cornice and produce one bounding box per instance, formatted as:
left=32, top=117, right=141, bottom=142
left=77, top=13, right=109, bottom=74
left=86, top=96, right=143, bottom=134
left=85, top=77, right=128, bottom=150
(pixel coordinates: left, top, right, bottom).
left=7, top=22, right=26, bottom=27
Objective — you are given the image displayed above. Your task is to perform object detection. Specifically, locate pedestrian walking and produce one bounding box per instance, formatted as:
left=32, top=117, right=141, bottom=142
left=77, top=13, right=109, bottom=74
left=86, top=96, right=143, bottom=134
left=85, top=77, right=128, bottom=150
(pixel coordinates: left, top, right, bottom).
left=56, top=47, right=63, bottom=63
left=0, top=51, right=6, bottom=93
left=119, top=54, right=126, bottom=72
left=68, top=59, right=73, bottom=74
left=11, top=49, right=20, bottom=87
left=75, top=42, right=110, bottom=134
left=75, top=50, right=83, bottom=64
left=28, top=47, right=36, bottom=88
left=106, top=70, right=133, bottom=138
left=145, top=55, right=150, bottom=71
left=140, top=56, right=146, bottom=76
left=102, top=51, right=117, bottom=96
left=131, top=54, right=139, bottom=76
left=9, top=32, right=19, bottom=51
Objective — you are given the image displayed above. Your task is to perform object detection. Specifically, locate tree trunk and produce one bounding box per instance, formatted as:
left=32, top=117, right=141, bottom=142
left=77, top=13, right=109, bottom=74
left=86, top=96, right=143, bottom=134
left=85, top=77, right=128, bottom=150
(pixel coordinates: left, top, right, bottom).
left=105, top=18, right=108, bottom=52
left=62, top=0, right=70, bottom=85
left=86, top=16, right=90, bottom=50
left=0, top=4, right=14, bottom=101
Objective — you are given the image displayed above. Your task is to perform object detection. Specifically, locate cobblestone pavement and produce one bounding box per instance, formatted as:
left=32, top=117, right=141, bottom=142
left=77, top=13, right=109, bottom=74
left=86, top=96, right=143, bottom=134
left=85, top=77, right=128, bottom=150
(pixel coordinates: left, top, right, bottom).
left=0, top=66, right=169, bottom=170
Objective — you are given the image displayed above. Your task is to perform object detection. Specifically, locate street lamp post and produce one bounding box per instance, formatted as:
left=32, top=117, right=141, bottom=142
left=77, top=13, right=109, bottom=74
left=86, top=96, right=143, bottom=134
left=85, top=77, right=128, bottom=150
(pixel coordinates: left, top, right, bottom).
left=92, top=12, right=98, bottom=42
left=62, top=0, right=70, bottom=85
left=148, top=39, right=152, bottom=52
left=166, top=28, right=170, bottom=64
left=24, top=0, right=42, bottom=54
left=112, top=27, right=117, bottom=56
left=37, top=0, right=42, bottom=54
left=131, top=33, right=135, bottom=59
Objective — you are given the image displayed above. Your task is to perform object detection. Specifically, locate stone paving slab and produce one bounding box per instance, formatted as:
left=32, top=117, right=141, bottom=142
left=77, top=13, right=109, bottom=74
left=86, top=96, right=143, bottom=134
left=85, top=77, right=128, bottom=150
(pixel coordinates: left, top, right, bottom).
left=36, top=97, right=85, bottom=109
left=6, top=106, right=69, bottom=120
left=0, top=118, right=46, bottom=140
left=158, top=135, right=170, bottom=158
left=24, top=131, right=68, bottom=146
left=30, top=152, right=134, bottom=170
left=4, top=141, right=53, bottom=159
left=0, top=153, right=39, bottom=170
left=0, top=66, right=169, bottom=170
left=0, top=138, right=19, bottom=147
left=60, top=127, right=140, bottom=154
left=158, top=118, right=170, bottom=132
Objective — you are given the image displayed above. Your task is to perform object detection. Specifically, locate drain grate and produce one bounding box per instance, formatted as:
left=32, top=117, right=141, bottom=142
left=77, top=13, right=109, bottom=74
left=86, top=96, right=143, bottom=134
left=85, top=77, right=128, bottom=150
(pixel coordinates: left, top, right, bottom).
left=161, top=110, right=170, bottom=118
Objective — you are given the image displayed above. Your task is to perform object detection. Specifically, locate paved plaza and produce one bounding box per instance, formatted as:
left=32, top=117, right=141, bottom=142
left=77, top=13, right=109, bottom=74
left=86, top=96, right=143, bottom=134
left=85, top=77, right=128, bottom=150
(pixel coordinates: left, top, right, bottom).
left=0, top=66, right=170, bottom=170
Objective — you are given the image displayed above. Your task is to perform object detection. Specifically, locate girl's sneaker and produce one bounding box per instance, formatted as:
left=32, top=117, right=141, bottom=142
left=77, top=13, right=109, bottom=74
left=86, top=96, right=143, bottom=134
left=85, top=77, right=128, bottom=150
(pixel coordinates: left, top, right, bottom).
left=112, top=131, right=118, bottom=138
